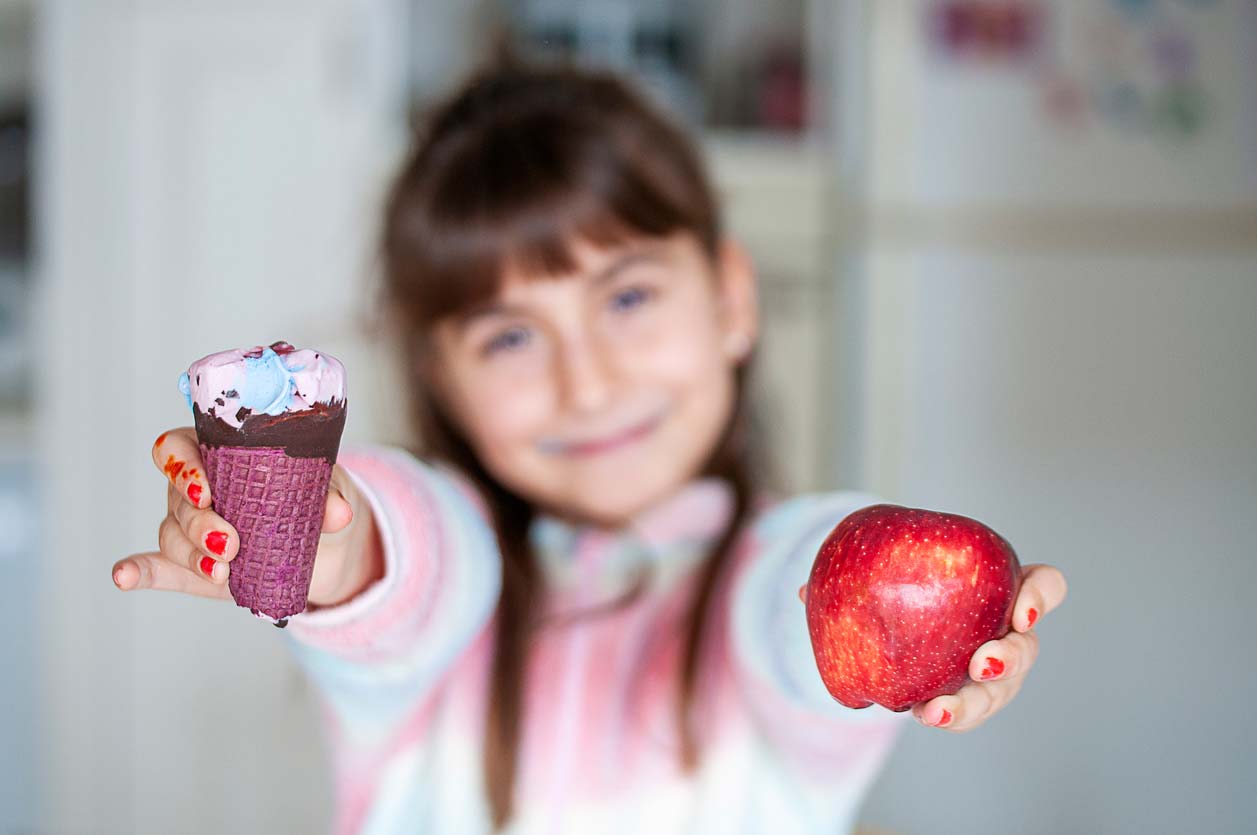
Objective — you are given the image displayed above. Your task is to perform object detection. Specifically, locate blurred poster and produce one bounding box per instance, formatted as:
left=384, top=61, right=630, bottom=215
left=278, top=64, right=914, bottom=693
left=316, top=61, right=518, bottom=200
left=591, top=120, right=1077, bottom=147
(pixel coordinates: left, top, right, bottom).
left=925, top=0, right=1234, bottom=145
left=1046, top=0, right=1222, bottom=142
left=927, top=0, right=1049, bottom=67
left=908, top=0, right=1253, bottom=207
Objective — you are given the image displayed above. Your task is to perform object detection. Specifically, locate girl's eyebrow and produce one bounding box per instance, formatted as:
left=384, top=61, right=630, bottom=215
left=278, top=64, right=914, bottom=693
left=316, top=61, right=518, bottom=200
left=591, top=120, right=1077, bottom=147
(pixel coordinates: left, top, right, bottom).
left=453, top=303, right=525, bottom=340
left=454, top=243, right=666, bottom=335
left=590, top=244, right=664, bottom=285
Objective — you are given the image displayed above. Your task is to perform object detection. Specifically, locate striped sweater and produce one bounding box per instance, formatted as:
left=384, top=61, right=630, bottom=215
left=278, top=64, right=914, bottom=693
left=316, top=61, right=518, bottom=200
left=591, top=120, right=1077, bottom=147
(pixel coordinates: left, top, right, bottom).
left=283, top=443, right=909, bottom=835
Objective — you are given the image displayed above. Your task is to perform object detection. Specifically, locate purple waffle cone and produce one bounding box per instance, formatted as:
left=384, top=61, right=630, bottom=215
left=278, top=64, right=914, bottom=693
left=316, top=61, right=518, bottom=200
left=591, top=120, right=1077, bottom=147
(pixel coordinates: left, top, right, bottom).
left=179, top=341, right=347, bottom=624
left=200, top=444, right=333, bottom=621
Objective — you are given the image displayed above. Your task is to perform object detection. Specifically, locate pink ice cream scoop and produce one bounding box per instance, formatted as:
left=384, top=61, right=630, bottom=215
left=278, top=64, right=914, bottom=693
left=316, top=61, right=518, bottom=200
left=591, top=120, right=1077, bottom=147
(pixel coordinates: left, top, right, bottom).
left=179, top=341, right=347, bottom=626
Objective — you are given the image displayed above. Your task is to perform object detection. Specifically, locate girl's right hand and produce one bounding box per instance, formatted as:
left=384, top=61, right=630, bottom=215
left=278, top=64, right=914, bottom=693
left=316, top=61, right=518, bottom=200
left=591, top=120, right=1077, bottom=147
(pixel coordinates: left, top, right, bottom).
left=112, top=427, right=364, bottom=605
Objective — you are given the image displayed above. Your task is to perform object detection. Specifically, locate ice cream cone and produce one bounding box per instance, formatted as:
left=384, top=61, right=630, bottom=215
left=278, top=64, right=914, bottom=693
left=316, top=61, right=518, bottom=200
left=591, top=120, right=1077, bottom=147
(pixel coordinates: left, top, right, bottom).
left=179, top=341, right=347, bottom=625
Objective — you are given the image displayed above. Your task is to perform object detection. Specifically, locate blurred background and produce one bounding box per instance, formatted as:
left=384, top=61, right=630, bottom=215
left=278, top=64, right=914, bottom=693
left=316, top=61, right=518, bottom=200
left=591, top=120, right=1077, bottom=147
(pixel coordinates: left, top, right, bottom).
left=2, top=0, right=1255, bottom=833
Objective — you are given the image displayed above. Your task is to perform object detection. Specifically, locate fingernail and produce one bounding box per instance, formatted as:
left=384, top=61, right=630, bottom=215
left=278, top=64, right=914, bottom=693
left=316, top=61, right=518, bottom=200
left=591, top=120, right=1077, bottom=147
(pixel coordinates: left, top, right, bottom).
left=979, top=656, right=1006, bottom=680
left=199, top=555, right=217, bottom=578
left=205, top=530, right=228, bottom=556
left=187, top=482, right=203, bottom=505
left=154, top=432, right=169, bottom=449
left=934, top=708, right=953, bottom=727
left=1027, top=607, right=1038, bottom=628
left=113, top=568, right=124, bottom=588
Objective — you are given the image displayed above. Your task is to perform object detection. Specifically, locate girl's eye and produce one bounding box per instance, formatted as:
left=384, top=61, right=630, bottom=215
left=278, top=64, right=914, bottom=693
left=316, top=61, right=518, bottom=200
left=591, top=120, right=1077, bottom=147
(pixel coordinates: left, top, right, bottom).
left=483, top=326, right=531, bottom=356
left=610, top=286, right=652, bottom=313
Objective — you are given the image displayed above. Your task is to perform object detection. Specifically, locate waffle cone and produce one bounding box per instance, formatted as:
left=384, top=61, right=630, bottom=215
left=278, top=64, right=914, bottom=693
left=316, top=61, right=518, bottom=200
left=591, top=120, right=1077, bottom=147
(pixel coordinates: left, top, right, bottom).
left=199, top=444, right=333, bottom=621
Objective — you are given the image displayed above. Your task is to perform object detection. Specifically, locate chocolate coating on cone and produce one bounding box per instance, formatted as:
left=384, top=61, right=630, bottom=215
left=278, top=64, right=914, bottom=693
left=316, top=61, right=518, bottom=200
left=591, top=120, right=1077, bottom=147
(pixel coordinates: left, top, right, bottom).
left=192, top=400, right=346, bottom=462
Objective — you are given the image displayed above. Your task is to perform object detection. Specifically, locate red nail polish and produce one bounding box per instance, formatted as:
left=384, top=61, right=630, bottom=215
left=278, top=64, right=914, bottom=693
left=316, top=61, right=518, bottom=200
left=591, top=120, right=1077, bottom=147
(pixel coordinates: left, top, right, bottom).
left=163, top=455, right=185, bottom=481
left=1027, top=607, right=1038, bottom=628
left=187, top=482, right=203, bottom=505
left=205, top=530, right=228, bottom=556
left=980, top=656, right=1005, bottom=680
left=200, top=555, right=217, bottom=577
left=935, top=708, right=953, bottom=727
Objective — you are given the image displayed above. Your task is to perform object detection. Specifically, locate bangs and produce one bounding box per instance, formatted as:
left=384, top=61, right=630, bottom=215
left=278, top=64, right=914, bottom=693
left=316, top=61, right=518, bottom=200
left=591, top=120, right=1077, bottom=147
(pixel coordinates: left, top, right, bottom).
left=383, top=70, right=718, bottom=331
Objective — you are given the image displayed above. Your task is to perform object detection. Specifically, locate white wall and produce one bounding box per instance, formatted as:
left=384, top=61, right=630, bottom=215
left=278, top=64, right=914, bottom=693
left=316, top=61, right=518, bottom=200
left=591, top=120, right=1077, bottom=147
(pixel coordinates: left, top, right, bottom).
left=35, top=2, right=409, bottom=832
left=834, top=4, right=1257, bottom=829
left=839, top=4, right=1257, bottom=832
left=848, top=261, right=1257, bottom=835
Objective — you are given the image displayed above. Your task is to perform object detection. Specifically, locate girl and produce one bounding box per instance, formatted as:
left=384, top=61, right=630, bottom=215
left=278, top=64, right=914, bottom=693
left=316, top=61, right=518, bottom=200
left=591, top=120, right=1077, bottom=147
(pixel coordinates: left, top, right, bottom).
left=114, top=62, right=1067, bottom=835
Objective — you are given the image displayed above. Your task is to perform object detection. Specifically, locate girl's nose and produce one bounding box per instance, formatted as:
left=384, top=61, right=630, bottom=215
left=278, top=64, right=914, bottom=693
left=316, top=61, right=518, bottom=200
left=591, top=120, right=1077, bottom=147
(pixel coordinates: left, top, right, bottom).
left=556, top=336, right=615, bottom=414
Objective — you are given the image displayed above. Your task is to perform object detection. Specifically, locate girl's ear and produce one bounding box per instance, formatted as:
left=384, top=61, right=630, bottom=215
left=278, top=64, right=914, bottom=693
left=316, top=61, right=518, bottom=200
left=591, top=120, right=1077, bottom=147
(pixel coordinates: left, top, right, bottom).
left=716, top=237, right=759, bottom=364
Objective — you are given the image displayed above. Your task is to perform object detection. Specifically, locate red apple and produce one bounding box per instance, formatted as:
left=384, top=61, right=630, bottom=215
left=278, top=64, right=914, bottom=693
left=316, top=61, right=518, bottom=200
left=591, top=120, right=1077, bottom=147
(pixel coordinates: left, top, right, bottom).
left=804, top=503, right=1022, bottom=712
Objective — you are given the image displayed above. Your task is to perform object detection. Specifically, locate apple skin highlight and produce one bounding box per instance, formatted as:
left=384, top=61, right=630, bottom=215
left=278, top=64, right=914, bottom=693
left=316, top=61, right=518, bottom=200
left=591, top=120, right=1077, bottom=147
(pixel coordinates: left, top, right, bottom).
left=804, top=504, right=1022, bottom=712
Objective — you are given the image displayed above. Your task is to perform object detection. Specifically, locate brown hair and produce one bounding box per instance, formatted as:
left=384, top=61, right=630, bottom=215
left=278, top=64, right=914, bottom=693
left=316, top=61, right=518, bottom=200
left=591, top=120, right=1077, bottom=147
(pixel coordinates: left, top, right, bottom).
left=378, top=60, right=768, bottom=830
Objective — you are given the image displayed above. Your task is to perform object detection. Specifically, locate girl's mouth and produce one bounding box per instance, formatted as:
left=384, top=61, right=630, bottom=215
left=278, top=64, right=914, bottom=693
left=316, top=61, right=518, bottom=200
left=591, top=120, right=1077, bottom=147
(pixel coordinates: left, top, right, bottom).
left=546, top=412, right=665, bottom=457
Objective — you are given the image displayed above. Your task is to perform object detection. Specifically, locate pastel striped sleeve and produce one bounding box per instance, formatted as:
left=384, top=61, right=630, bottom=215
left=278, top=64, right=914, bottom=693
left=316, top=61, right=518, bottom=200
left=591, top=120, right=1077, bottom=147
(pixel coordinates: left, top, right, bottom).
left=281, top=443, right=501, bottom=714
left=729, top=491, right=911, bottom=771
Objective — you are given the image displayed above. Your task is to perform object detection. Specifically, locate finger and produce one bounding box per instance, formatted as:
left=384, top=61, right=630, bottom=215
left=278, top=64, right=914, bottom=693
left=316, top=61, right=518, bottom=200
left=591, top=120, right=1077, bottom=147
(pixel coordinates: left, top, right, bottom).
left=968, top=630, right=1040, bottom=683
left=1012, top=563, right=1068, bottom=632
left=152, top=428, right=211, bottom=509
left=112, top=552, right=232, bottom=600
left=169, top=487, right=238, bottom=562
left=913, top=675, right=1022, bottom=733
left=322, top=484, right=353, bottom=534
left=159, top=515, right=229, bottom=583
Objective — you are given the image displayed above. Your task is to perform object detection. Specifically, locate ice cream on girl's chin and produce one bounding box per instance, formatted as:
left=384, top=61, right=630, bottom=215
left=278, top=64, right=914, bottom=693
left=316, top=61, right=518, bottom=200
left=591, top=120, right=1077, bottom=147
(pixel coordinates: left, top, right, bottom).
left=178, top=341, right=347, bottom=429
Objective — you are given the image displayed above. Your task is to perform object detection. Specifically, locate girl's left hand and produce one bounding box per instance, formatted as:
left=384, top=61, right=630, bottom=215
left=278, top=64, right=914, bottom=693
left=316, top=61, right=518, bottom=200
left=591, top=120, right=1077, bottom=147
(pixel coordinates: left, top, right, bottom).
left=796, top=562, right=1067, bottom=732
left=909, top=563, right=1067, bottom=732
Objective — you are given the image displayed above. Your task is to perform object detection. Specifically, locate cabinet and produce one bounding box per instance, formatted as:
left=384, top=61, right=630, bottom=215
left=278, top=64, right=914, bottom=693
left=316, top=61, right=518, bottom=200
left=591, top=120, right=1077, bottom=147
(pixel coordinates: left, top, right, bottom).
left=705, top=134, right=842, bottom=492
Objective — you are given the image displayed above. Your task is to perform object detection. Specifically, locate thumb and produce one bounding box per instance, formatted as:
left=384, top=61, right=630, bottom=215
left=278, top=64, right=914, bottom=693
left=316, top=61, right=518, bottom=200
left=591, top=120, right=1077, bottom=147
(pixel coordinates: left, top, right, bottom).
left=322, top=485, right=354, bottom=534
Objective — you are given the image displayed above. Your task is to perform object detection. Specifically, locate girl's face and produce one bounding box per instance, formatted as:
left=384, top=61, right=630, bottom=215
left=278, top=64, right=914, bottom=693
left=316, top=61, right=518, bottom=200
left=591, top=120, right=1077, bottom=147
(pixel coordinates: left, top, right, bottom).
left=427, top=231, right=758, bottom=528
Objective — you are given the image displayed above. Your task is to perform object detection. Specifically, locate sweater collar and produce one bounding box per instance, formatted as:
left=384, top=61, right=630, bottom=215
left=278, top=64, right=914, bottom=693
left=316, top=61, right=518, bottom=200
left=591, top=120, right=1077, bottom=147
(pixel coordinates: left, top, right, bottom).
left=529, top=476, right=736, bottom=560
